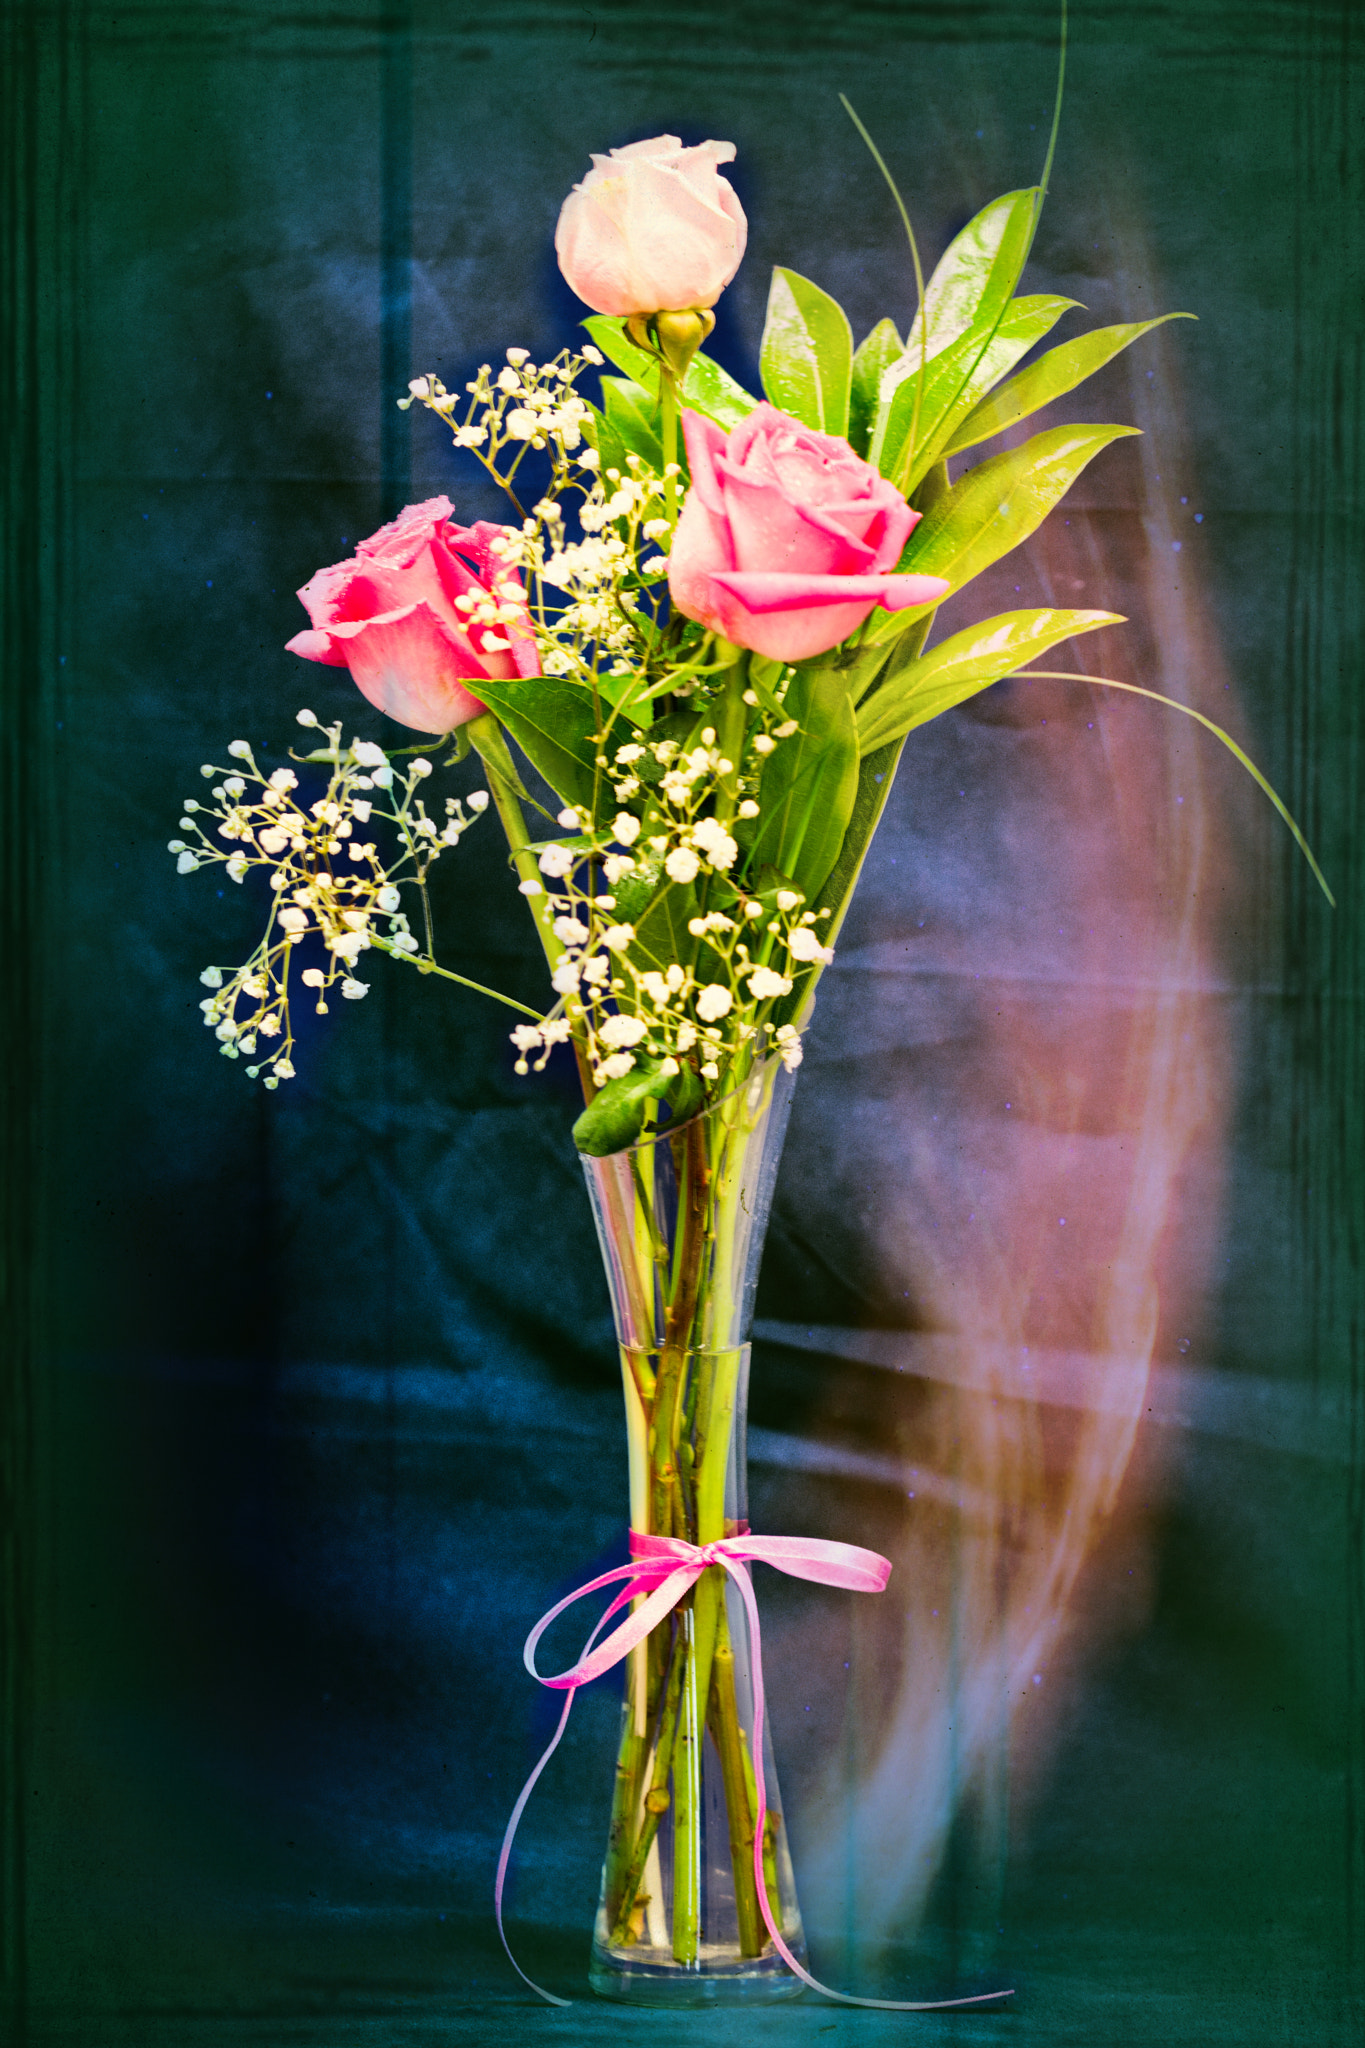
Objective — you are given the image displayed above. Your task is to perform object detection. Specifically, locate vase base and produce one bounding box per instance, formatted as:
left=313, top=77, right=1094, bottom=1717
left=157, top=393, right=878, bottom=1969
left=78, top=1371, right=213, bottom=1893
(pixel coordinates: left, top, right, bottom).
left=589, top=1939, right=806, bottom=2007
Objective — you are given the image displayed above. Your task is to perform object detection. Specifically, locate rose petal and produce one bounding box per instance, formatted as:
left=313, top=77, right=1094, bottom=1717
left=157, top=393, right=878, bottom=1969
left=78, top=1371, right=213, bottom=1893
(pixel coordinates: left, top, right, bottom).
left=330, top=603, right=491, bottom=734
left=285, top=627, right=348, bottom=666
left=720, top=471, right=876, bottom=579
left=710, top=570, right=950, bottom=613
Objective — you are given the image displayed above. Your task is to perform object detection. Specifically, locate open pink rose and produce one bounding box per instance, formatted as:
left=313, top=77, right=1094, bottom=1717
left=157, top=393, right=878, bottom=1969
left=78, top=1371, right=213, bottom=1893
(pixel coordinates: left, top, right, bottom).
left=668, top=405, right=951, bottom=664
left=286, top=498, right=538, bottom=734
left=555, top=135, right=747, bottom=318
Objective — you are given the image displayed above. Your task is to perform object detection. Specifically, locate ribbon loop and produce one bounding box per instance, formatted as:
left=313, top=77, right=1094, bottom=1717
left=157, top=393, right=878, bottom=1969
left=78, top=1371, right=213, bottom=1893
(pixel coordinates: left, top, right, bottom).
left=495, top=1527, right=1013, bottom=2013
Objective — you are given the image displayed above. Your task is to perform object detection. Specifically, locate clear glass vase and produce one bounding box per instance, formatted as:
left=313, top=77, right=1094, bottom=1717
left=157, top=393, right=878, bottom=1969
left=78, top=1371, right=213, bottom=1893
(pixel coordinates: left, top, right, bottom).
left=579, top=1056, right=806, bottom=2006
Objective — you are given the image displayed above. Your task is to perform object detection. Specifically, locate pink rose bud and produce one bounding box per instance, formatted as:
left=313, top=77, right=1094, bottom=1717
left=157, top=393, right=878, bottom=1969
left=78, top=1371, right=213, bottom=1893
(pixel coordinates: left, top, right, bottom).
left=668, top=405, right=952, bottom=665
left=554, top=135, right=747, bottom=319
left=285, top=498, right=539, bottom=734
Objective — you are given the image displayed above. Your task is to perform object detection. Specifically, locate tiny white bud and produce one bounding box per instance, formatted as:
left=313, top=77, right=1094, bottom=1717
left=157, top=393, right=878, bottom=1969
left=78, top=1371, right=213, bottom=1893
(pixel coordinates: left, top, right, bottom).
left=582, top=345, right=604, bottom=365
left=227, top=740, right=251, bottom=759
left=467, top=790, right=489, bottom=812
left=296, top=708, right=318, bottom=727
left=199, top=966, right=224, bottom=988
left=518, top=878, right=543, bottom=896
left=557, top=807, right=580, bottom=829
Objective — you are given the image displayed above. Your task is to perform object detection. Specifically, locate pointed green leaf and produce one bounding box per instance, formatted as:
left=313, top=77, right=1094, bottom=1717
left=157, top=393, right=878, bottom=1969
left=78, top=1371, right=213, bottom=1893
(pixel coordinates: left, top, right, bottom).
left=944, top=313, right=1197, bottom=456
left=918, top=188, right=1038, bottom=358
left=867, top=422, right=1141, bottom=639
left=876, top=294, right=1079, bottom=490
left=585, top=403, right=631, bottom=489
left=602, top=377, right=663, bottom=468
left=742, top=659, right=859, bottom=899
left=759, top=268, right=854, bottom=436
left=765, top=734, right=905, bottom=1033
left=459, top=675, right=599, bottom=811
left=628, top=878, right=703, bottom=977
left=583, top=314, right=658, bottom=385
left=849, top=317, right=903, bottom=457
left=682, top=352, right=758, bottom=431
left=856, top=607, right=1124, bottom=752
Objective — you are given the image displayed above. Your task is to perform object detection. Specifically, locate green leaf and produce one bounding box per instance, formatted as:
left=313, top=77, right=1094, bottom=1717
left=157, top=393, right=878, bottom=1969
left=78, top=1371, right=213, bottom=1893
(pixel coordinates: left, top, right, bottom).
left=627, top=878, right=703, bottom=978
left=867, top=421, right=1141, bottom=637
left=742, top=659, right=859, bottom=900
left=856, top=607, right=1124, bottom=753
left=461, top=675, right=600, bottom=810
left=602, top=377, right=663, bottom=469
left=583, top=315, right=660, bottom=384
left=572, top=1062, right=674, bottom=1157
left=848, top=317, right=903, bottom=457
left=586, top=403, right=631, bottom=489
left=759, top=268, right=854, bottom=436
left=875, top=294, right=1079, bottom=490
left=944, top=313, right=1197, bottom=456
left=682, top=352, right=758, bottom=432
left=918, top=188, right=1038, bottom=359
left=765, top=735, right=904, bottom=1034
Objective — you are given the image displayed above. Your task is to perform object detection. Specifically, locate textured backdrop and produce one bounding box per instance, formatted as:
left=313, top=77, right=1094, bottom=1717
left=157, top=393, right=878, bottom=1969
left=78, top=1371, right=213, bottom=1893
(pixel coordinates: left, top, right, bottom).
left=2, top=2, right=1362, bottom=2043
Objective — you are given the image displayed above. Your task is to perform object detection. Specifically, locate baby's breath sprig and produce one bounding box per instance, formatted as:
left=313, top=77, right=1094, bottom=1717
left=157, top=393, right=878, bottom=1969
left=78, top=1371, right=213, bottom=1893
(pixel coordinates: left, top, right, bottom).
left=506, top=717, right=831, bottom=1088
left=169, top=709, right=520, bottom=1088
left=404, top=345, right=683, bottom=721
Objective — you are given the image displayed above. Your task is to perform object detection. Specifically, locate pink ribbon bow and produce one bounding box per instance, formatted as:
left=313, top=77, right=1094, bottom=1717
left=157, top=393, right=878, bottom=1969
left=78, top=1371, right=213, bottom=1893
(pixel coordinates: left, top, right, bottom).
left=495, top=1527, right=1013, bottom=2011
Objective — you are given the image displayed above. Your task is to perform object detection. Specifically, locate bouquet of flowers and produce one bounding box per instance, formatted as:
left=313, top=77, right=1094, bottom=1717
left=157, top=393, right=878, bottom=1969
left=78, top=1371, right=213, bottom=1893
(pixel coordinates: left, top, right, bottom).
left=170, top=116, right=1324, bottom=2011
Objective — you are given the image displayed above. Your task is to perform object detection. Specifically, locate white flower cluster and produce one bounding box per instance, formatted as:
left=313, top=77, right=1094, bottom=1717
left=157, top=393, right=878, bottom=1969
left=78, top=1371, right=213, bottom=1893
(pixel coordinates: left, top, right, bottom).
left=400, top=344, right=597, bottom=465
left=407, top=345, right=699, bottom=713
left=170, top=712, right=488, bottom=1087
left=509, top=849, right=828, bottom=1087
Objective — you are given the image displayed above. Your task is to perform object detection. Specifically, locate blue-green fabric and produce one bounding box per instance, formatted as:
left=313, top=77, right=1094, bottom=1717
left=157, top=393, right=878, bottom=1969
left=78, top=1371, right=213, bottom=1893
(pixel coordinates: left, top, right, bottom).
left=1, top=2, right=1361, bottom=2042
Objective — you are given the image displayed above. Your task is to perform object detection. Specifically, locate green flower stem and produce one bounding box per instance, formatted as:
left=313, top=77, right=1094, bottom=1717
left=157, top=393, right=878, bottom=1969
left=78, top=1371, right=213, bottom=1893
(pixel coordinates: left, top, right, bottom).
left=713, top=651, right=750, bottom=827
left=465, top=714, right=562, bottom=975
left=466, top=711, right=598, bottom=1100
left=706, top=1629, right=766, bottom=1958
left=368, top=938, right=545, bottom=1019
left=603, top=1656, right=653, bottom=1930
left=659, top=363, right=680, bottom=528
left=609, top=1614, right=688, bottom=1944
left=670, top=1607, right=702, bottom=1963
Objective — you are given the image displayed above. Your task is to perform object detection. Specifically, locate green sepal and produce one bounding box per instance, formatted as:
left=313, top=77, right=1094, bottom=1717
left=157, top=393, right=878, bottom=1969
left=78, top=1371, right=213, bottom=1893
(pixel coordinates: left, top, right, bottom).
left=583, top=316, right=757, bottom=434
left=856, top=607, right=1125, bottom=753
left=758, top=268, right=854, bottom=437
left=942, top=312, right=1197, bottom=456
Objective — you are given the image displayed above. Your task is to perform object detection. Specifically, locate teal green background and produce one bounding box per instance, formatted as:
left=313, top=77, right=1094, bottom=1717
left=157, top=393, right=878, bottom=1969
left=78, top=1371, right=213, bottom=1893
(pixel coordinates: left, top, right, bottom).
left=2, top=1, right=1361, bottom=2042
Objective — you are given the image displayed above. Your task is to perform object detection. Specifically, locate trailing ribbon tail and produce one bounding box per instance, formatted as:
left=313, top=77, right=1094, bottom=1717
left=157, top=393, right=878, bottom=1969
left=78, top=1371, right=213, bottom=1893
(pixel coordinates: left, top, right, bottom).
left=495, top=1529, right=1015, bottom=2011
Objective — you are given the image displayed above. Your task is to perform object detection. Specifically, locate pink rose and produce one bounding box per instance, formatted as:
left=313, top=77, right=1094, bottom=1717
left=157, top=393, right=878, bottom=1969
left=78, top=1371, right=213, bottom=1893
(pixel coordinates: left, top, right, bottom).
left=668, top=405, right=951, bottom=664
left=286, top=498, right=538, bottom=734
left=555, top=135, right=747, bottom=318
